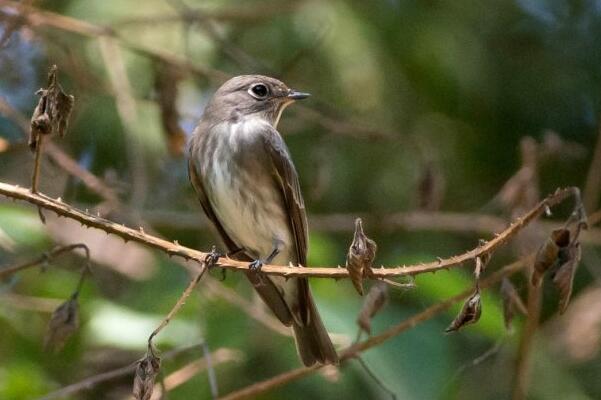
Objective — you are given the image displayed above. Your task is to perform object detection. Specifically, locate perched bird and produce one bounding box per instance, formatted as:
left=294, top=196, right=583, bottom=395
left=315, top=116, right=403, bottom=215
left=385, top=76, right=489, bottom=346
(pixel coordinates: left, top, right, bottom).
left=188, top=75, right=338, bottom=366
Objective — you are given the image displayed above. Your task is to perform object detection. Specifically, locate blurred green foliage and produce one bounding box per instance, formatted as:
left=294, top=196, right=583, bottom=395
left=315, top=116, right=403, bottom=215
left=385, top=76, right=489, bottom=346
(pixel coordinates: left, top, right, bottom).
left=1, top=0, right=600, bottom=399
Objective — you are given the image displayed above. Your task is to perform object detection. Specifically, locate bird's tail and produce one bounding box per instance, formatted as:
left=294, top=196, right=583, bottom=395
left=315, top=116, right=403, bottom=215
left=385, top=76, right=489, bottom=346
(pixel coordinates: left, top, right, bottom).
left=292, top=292, right=339, bottom=366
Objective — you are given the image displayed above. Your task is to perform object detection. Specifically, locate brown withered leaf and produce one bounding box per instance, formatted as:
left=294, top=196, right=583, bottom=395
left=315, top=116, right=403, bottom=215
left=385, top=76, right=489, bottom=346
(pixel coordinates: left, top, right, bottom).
left=346, top=218, right=377, bottom=295
left=357, top=282, right=388, bottom=334
left=531, top=228, right=570, bottom=286
left=44, top=296, right=79, bottom=351
left=155, top=62, right=185, bottom=156
left=500, top=278, right=527, bottom=330
left=29, top=65, right=75, bottom=151
left=553, top=242, right=581, bottom=315
left=445, top=288, right=482, bottom=333
left=133, top=348, right=161, bottom=400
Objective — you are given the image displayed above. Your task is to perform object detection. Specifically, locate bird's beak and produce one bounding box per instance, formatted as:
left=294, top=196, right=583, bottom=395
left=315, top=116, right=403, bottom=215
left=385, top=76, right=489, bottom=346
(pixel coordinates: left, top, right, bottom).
left=287, top=90, right=311, bottom=100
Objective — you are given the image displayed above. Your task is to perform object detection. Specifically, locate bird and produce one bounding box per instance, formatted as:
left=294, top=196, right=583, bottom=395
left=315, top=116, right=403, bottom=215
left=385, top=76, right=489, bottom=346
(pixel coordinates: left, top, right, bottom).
left=188, top=75, right=338, bottom=366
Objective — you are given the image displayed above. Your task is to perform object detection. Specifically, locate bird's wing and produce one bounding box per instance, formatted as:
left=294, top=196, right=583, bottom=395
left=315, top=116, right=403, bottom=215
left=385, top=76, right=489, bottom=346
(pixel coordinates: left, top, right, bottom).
left=261, top=126, right=309, bottom=267
left=261, top=125, right=311, bottom=323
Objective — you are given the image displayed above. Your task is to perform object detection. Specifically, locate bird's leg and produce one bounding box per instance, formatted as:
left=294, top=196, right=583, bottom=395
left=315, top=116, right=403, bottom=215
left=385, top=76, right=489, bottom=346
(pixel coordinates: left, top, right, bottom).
left=249, top=240, right=282, bottom=273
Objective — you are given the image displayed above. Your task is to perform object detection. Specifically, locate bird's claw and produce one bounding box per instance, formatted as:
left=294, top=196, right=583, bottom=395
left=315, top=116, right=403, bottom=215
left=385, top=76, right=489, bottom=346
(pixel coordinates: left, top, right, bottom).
left=249, top=259, right=264, bottom=273
left=204, top=246, right=223, bottom=269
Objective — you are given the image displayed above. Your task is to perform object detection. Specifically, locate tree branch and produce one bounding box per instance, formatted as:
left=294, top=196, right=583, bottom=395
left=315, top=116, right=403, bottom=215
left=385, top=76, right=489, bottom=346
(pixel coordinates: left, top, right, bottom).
left=219, top=258, right=528, bottom=400
left=0, top=181, right=580, bottom=279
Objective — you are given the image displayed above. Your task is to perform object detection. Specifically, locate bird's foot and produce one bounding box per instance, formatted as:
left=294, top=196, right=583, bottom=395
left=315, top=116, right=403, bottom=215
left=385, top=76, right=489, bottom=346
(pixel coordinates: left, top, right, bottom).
left=249, top=259, right=264, bottom=273
left=204, top=246, right=223, bottom=269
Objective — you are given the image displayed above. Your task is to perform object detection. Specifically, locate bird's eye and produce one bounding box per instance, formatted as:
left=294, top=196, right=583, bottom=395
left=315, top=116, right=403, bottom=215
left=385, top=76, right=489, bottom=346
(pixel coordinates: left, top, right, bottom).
left=249, top=83, right=269, bottom=99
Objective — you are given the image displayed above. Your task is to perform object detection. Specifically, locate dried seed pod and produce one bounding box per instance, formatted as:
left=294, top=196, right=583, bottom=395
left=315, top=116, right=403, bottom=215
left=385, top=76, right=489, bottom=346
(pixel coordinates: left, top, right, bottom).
left=44, top=296, right=79, bottom=351
left=445, top=288, right=482, bottom=333
left=29, top=65, right=75, bottom=151
left=531, top=228, right=570, bottom=286
left=346, top=218, right=377, bottom=295
left=553, top=242, right=581, bottom=314
left=357, top=282, right=388, bottom=334
left=133, top=349, right=161, bottom=400
left=500, top=278, right=527, bottom=330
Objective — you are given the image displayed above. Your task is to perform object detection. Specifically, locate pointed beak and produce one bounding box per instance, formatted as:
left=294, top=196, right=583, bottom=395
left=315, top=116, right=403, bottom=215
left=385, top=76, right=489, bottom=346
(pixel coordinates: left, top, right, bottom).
left=287, top=90, right=310, bottom=100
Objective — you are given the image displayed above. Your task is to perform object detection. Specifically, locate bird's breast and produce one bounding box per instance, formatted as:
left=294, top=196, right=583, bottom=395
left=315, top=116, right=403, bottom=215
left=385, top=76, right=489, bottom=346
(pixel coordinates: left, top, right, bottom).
left=200, top=122, right=294, bottom=263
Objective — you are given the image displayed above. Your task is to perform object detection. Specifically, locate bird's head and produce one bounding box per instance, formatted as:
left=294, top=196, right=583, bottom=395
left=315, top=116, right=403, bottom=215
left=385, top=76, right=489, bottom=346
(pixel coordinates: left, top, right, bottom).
left=207, top=75, right=310, bottom=128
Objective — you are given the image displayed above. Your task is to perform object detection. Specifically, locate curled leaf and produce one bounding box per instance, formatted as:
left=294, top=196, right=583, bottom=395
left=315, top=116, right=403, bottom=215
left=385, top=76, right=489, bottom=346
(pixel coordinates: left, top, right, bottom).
left=500, top=278, right=527, bottom=331
left=44, top=296, right=79, bottom=351
left=29, top=65, right=74, bottom=151
left=552, top=242, right=581, bottom=314
left=531, top=228, right=570, bottom=286
left=357, top=282, right=388, bottom=334
left=346, top=218, right=377, bottom=295
left=446, top=288, right=482, bottom=333
left=133, top=348, right=161, bottom=400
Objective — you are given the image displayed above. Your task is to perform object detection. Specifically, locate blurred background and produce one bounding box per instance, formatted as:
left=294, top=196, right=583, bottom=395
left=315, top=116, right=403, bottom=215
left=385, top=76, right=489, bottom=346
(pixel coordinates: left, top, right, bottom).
left=1, top=0, right=601, bottom=399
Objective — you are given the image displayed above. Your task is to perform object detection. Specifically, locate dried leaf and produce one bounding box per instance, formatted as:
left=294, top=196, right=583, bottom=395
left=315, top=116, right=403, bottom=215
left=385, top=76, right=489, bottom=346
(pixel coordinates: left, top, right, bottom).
left=133, top=349, right=161, bottom=400
left=500, top=278, right=527, bottom=330
left=531, top=228, right=570, bottom=286
left=346, top=218, right=377, bottom=295
left=357, top=282, right=388, bottom=334
left=44, top=296, right=79, bottom=351
left=553, top=242, right=581, bottom=314
left=29, top=65, right=75, bottom=151
left=446, top=288, right=482, bottom=333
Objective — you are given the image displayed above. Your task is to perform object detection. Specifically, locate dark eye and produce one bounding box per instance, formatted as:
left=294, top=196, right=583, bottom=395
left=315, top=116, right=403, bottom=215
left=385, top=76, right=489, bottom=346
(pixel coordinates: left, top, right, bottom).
left=249, top=83, right=269, bottom=99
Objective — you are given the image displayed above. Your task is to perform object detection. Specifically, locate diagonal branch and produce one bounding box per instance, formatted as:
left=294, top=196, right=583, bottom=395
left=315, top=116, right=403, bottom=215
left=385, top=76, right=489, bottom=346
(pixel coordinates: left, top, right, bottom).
left=0, top=182, right=582, bottom=279
left=218, top=258, right=528, bottom=400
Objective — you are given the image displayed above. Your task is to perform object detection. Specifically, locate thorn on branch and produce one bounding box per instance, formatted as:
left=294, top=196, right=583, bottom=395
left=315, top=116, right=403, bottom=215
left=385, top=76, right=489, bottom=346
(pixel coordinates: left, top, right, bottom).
left=346, top=218, right=377, bottom=295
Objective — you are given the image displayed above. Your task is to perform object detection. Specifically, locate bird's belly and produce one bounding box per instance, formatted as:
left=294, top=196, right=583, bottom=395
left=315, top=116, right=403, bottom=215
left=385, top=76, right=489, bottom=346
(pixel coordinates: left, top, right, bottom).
left=208, top=158, right=294, bottom=264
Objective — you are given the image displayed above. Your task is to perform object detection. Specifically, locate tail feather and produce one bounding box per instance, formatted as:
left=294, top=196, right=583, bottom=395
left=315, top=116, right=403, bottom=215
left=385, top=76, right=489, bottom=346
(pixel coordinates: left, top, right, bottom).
left=292, top=293, right=338, bottom=366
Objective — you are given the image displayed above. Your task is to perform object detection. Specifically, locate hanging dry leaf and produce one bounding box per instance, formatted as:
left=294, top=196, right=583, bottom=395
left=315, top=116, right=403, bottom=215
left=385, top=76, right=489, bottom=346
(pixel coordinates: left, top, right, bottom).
left=531, top=228, right=570, bottom=286
left=474, top=239, right=492, bottom=279
left=500, top=278, right=527, bottom=330
left=346, top=218, right=377, bottom=295
left=357, top=282, right=388, bottom=334
left=445, top=288, right=482, bottom=333
left=29, top=65, right=75, bottom=151
left=44, top=296, right=79, bottom=351
left=553, top=242, right=581, bottom=314
left=133, top=348, right=161, bottom=400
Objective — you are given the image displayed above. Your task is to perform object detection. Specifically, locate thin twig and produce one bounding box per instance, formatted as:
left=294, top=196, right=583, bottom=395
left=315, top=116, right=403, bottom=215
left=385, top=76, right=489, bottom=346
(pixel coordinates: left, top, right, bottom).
left=148, top=268, right=208, bottom=346
left=584, top=117, right=601, bottom=211
left=30, top=135, right=43, bottom=193
left=36, top=342, right=218, bottom=400
left=354, top=356, right=397, bottom=399
left=218, top=259, right=528, bottom=400
left=0, top=243, right=89, bottom=279
left=511, top=281, right=543, bottom=400
left=0, top=182, right=581, bottom=279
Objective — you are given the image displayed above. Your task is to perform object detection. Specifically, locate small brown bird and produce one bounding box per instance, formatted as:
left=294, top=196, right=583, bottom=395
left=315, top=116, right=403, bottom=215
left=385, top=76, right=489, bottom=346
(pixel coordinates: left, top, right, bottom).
left=188, top=75, right=338, bottom=366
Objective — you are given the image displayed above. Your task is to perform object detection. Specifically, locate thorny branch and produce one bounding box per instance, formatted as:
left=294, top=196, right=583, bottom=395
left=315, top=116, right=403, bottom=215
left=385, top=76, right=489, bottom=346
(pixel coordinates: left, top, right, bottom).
left=0, top=181, right=583, bottom=280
